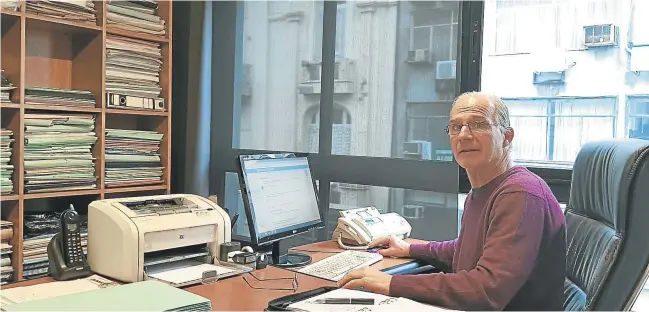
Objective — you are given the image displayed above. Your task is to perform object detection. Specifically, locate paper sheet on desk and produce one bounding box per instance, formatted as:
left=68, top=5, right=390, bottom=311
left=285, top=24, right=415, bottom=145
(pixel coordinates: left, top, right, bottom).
left=146, top=259, right=238, bottom=285
left=0, top=275, right=118, bottom=306
left=287, top=288, right=457, bottom=312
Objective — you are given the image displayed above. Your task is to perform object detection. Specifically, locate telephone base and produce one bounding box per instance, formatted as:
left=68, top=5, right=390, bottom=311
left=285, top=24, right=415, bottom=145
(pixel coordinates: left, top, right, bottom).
left=47, top=233, right=92, bottom=281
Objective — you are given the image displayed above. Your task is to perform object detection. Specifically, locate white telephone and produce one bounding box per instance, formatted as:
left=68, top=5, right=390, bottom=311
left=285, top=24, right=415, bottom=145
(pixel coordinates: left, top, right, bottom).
left=332, top=207, right=412, bottom=250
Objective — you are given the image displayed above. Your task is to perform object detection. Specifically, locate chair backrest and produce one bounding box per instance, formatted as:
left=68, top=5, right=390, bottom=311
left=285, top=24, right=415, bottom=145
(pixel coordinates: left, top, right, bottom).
left=564, top=139, right=649, bottom=311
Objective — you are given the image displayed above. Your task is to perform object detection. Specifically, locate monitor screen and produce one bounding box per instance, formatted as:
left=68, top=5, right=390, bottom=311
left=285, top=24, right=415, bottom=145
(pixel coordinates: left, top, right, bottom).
left=237, top=153, right=324, bottom=246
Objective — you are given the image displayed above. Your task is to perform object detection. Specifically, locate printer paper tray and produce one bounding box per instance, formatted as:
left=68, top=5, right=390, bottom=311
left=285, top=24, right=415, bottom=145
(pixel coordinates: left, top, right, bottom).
left=144, top=259, right=252, bottom=287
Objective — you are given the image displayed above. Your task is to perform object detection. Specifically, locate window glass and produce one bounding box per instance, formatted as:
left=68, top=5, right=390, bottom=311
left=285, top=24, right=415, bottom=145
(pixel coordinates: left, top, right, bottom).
left=234, top=1, right=324, bottom=151
left=326, top=1, right=460, bottom=158
left=482, top=0, right=649, bottom=168
left=329, top=182, right=458, bottom=241
left=234, top=1, right=461, bottom=159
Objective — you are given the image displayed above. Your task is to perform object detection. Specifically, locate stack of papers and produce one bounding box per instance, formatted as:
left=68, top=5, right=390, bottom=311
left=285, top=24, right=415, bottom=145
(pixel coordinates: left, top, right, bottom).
left=26, top=0, right=96, bottom=23
left=1, top=70, right=16, bottom=104
left=1, top=128, right=14, bottom=195
left=105, top=34, right=162, bottom=100
left=106, top=0, right=165, bottom=36
left=0, top=0, right=20, bottom=11
left=1, top=220, right=13, bottom=285
left=23, top=114, right=97, bottom=193
left=0, top=275, right=117, bottom=306
left=1, top=280, right=211, bottom=311
left=105, top=129, right=164, bottom=188
left=24, top=87, right=96, bottom=108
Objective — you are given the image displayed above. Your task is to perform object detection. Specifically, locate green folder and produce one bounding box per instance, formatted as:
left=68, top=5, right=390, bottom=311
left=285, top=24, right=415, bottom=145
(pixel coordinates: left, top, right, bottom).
left=2, top=281, right=212, bottom=311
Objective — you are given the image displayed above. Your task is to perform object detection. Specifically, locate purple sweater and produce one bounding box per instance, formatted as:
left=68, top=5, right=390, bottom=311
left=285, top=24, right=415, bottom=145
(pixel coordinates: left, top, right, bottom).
left=390, top=166, right=566, bottom=311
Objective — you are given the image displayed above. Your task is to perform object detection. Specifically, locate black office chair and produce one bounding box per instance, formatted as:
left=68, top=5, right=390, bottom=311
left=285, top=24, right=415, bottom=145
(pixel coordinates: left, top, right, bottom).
left=564, top=139, right=649, bottom=311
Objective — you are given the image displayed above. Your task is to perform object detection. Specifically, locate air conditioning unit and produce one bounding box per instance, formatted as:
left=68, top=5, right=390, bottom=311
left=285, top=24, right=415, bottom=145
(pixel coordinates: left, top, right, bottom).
left=583, top=24, right=618, bottom=48
left=403, top=140, right=432, bottom=160
left=402, top=204, right=424, bottom=220
left=407, top=49, right=432, bottom=64
left=436, top=60, right=456, bottom=80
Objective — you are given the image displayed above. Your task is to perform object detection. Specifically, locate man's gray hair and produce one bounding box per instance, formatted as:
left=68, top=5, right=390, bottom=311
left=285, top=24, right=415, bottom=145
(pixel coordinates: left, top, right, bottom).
left=453, top=91, right=511, bottom=132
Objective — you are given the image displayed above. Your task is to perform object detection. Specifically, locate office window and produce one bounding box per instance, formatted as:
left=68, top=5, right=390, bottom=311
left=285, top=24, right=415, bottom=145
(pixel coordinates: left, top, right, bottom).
left=324, top=0, right=459, bottom=159
left=406, top=102, right=454, bottom=161
left=307, top=105, right=351, bottom=155
left=218, top=0, right=466, bottom=246
left=234, top=1, right=324, bottom=151
left=313, top=1, right=347, bottom=61
left=482, top=0, right=648, bottom=168
left=328, top=182, right=458, bottom=241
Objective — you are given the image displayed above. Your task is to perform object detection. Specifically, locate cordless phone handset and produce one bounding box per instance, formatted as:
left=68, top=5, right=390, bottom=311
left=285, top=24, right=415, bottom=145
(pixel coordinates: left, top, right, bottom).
left=60, top=204, right=85, bottom=267
left=48, top=204, right=91, bottom=281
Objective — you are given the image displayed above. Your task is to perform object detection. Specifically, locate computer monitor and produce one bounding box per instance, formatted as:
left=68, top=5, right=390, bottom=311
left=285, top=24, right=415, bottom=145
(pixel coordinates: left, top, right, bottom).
left=236, top=153, right=324, bottom=265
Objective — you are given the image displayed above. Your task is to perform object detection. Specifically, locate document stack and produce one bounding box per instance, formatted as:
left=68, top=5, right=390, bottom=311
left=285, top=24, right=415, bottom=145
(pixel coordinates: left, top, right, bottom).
left=1, top=128, right=14, bottom=195
left=1, top=220, right=13, bottom=285
left=1, top=280, right=211, bottom=311
left=0, top=0, right=19, bottom=11
left=105, top=34, right=162, bottom=105
left=26, top=0, right=96, bottom=23
left=23, top=113, right=97, bottom=193
left=24, top=87, right=96, bottom=109
left=1, top=70, right=16, bottom=104
left=22, top=212, right=88, bottom=280
left=106, top=0, right=165, bottom=36
left=105, top=129, right=164, bottom=188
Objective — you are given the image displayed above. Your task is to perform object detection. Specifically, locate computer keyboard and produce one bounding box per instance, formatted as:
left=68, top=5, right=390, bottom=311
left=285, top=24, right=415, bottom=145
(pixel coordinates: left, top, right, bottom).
left=297, top=250, right=383, bottom=281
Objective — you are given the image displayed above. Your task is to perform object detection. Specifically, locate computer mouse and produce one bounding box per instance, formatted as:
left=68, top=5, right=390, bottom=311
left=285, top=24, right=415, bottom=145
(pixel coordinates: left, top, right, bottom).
left=368, top=246, right=388, bottom=253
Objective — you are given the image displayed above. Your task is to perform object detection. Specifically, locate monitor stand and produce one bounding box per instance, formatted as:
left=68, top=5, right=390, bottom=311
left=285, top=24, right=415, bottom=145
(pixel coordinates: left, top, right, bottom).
left=271, top=241, right=312, bottom=268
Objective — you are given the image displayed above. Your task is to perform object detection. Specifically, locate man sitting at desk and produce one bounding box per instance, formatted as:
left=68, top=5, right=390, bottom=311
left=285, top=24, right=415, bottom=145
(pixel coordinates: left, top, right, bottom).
left=338, top=92, right=567, bottom=311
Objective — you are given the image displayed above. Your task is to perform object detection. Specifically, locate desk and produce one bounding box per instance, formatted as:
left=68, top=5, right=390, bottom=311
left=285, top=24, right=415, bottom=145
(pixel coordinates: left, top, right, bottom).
left=2, top=239, right=427, bottom=311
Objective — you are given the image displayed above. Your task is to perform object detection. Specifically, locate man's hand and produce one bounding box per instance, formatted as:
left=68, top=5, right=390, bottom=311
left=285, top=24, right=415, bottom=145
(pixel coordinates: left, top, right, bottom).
left=337, top=267, right=392, bottom=295
left=369, top=235, right=411, bottom=258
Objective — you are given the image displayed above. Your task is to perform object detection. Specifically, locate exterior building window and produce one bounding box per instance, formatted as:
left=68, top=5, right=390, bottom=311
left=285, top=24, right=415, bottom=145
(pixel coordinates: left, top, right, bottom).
left=314, top=1, right=346, bottom=61
left=493, top=0, right=620, bottom=55
left=506, top=97, right=617, bottom=165
left=410, top=3, right=458, bottom=61
left=628, top=97, right=649, bottom=140
left=307, top=105, right=351, bottom=155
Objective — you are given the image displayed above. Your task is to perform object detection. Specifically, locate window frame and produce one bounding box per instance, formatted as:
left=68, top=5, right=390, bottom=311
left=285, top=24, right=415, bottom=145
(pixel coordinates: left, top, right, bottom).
left=207, top=0, right=570, bottom=242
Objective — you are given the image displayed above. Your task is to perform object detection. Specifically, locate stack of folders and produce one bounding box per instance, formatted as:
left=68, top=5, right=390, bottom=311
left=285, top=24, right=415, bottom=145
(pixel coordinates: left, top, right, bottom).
left=0, top=0, right=19, bottom=11
left=22, top=235, right=88, bottom=279
left=24, top=87, right=96, bottom=108
left=22, top=213, right=88, bottom=280
left=2, top=281, right=211, bottom=311
left=105, top=129, right=164, bottom=188
left=26, top=0, right=96, bottom=23
left=1, top=129, right=14, bottom=195
left=23, top=114, right=97, bottom=193
left=106, top=0, right=164, bottom=36
left=105, top=34, right=162, bottom=103
left=1, top=220, right=13, bottom=285
left=1, top=70, right=16, bottom=104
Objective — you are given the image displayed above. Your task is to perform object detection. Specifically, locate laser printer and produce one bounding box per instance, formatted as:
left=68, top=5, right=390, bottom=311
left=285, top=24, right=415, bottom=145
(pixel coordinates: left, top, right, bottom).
left=87, top=194, right=242, bottom=286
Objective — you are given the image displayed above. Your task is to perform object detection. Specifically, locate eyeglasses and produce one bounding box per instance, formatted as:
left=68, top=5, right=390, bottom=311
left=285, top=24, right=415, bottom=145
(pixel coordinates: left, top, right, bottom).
left=242, top=271, right=299, bottom=292
left=445, top=120, right=495, bottom=135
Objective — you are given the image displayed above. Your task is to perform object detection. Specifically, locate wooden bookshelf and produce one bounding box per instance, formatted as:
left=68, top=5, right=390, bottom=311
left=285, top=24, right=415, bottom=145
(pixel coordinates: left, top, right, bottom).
left=0, top=0, right=172, bottom=283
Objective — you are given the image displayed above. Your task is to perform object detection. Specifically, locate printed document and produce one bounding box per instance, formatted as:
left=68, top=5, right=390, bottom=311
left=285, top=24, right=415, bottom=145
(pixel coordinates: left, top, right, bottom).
left=287, top=288, right=459, bottom=312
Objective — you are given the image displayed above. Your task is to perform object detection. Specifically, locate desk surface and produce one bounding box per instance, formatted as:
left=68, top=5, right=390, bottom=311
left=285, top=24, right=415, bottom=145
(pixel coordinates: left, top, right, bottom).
left=2, top=239, right=426, bottom=311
